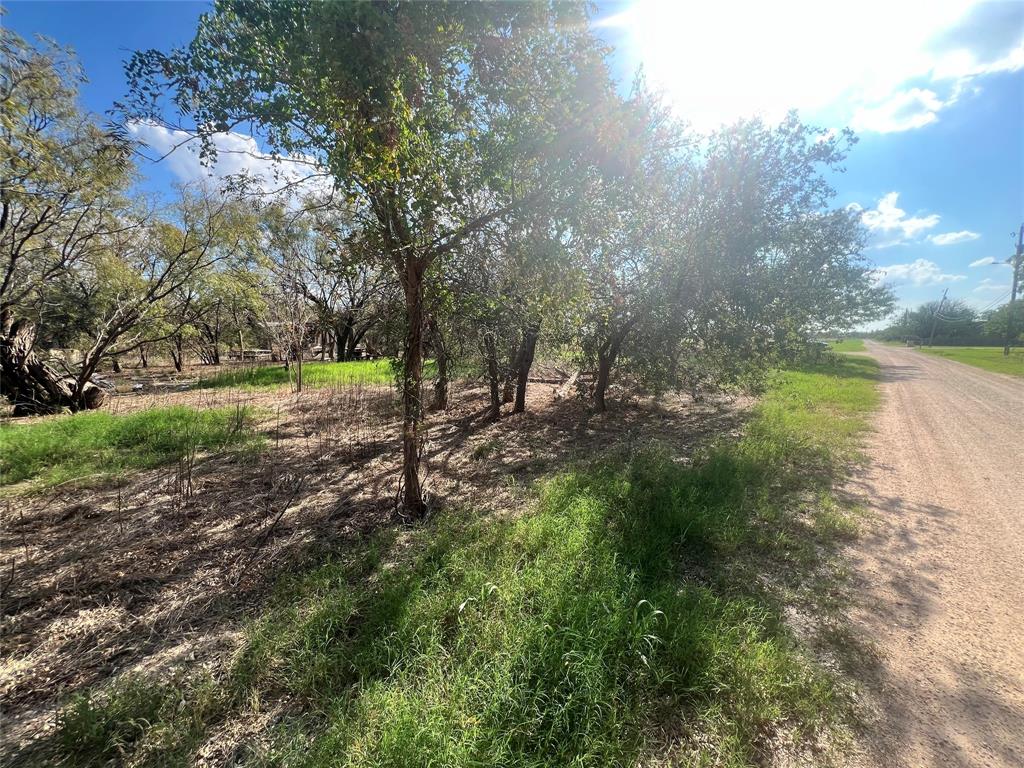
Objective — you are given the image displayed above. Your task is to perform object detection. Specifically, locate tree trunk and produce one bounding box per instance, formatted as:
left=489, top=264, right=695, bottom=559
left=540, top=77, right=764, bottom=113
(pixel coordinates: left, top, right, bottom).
left=400, top=258, right=428, bottom=517
left=169, top=337, right=183, bottom=373
left=336, top=315, right=355, bottom=361
left=483, top=331, right=501, bottom=421
left=593, top=320, right=635, bottom=413
left=429, top=319, right=449, bottom=411
left=212, top=301, right=222, bottom=364
left=513, top=322, right=540, bottom=414
left=501, top=352, right=516, bottom=403
left=0, top=319, right=105, bottom=415
left=593, top=334, right=623, bottom=414
left=139, top=345, right=148, bottom=368
left=348, top=327, right=368, bottom=360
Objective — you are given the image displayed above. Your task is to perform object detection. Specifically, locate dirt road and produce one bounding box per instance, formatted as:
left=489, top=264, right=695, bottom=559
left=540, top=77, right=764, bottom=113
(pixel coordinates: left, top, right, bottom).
left=848, top=342, right=1023, bottom=767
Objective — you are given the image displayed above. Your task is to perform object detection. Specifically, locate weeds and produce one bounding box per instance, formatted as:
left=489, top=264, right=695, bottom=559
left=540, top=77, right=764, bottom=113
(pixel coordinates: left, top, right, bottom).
left=55, top=674, right=229, bottom=767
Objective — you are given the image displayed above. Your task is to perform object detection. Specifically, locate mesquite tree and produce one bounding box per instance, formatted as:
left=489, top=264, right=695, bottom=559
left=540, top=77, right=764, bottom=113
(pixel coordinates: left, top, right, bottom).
left=1, top=29, right=136, bottom=413
left=123, top=0, right=615, bottom=515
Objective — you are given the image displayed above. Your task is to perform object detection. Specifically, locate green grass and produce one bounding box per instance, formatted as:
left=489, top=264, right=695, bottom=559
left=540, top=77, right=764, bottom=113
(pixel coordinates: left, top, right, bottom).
left=49, top=356, right=880, bottom=767
left=197, top=359, right=412, bottom=390
left=918, top=345, right=1024, bottom=376
left=55, top=674, right=227, bottom=767
left=827, top=338, right=865, bottom=353
left=0, top=405, right=261, bottom=490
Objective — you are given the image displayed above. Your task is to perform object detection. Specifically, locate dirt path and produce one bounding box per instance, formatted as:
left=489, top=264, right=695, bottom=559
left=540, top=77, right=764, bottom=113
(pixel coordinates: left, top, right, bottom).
left=848, top=342, right=1024, bottom=767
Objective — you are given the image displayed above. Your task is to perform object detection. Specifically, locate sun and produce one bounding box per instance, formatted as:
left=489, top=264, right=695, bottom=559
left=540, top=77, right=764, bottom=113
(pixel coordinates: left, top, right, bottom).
left=598, top=0, right=980, bottom=132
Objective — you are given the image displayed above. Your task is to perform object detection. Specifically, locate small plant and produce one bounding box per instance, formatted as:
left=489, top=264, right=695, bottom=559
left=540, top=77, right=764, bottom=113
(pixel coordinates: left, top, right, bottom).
left=54, top=673, right=230, bottom=766
left=56, top=676, right=170, bottom=765
left=469, top=438, right=500, bottom=461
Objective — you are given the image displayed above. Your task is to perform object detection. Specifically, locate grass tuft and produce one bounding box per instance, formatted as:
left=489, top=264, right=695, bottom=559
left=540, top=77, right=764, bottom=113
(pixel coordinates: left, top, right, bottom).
left=55, top=674, right=229, bottom=767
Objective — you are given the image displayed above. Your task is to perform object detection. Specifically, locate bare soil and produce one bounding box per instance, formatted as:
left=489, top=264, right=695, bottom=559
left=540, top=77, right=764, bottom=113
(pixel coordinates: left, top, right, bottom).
left=0, top=369, right=745, bottom=757
left=847, top=343, right=1024, bottom=768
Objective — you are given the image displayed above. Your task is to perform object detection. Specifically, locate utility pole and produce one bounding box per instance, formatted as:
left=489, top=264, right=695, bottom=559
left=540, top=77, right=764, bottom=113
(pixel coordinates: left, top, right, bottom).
left=928, top=287, right=948, bottom=347
left=1003, top=223, right=1023, bottom=357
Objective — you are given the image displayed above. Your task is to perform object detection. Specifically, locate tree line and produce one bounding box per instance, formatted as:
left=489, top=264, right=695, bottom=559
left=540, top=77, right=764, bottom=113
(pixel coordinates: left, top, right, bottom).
left=870, top=299, right=1019, bottom=346
left=1, top=2, right=893, bottom=515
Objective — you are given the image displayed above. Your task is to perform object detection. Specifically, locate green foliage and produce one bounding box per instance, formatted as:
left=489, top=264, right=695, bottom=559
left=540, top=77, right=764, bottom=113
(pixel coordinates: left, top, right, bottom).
left=919, top=346, right=1024, bottom=376
left=0, top=405, right=261, bottom=489
left=0, top=26, right=135, bottom=331
left=51, top=356, right=879, bottom=767
left=56, top=676, right=170, bottom=765
left=978, top=302, right=1024, bottom=345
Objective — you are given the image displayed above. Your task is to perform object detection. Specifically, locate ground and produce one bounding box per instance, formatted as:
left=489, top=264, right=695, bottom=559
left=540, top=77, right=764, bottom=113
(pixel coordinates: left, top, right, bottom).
left=846, top=342, right=1024, bottom=768
left=7, top=351, right=992, bottom=766
left=4, top=364, right=783, bottom=765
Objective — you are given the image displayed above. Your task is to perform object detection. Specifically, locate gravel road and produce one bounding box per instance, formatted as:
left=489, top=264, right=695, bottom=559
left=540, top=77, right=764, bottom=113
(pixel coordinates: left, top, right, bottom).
left=848, top=342, right=1023, bottom=768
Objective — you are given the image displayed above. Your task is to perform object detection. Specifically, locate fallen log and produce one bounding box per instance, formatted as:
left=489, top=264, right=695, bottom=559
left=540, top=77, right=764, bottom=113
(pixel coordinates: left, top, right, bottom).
left=553, top=369, right=582, bottom=400
left=1, top=319, right=105, bottom=415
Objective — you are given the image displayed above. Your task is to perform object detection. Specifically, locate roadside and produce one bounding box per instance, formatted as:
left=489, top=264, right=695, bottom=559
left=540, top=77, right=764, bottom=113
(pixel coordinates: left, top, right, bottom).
left=847, top=341, right=1024, bottom=767
left=917, top=345, right=1024, bottom=377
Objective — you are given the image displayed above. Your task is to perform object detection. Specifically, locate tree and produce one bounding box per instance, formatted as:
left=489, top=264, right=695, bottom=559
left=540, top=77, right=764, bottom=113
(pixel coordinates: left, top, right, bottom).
left=123, top=0, right=616, bottom=515
left=874, top=299, right=982, bottom=345
left=66, top=188, right=257, bottom=392
left=296, top=204, right=392, bottom=363
left=568, top=110, right=895, bottom=411
left=1, top=28, right=135, bottom=413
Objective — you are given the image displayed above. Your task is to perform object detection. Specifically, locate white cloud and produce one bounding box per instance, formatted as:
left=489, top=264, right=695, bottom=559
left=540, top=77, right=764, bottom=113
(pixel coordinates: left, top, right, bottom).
left=968, top=255, right=1013, bottom=268
left=874, top=258, right=966, bottom=286
left=851, top=89, right=949, bottom=134
left=929, top=230, right=980, bottom=246
left=597, top=0, right=1024, bottom=133
left=128, top=122, right=333, bottom=200
left=860, top=192, right=940, bottom=242
left=972, top=278, right=1011, bottom=293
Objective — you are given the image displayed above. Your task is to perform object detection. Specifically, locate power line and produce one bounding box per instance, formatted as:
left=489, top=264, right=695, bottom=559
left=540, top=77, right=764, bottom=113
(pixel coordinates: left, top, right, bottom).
left=927, top=287, right=949, bottom=347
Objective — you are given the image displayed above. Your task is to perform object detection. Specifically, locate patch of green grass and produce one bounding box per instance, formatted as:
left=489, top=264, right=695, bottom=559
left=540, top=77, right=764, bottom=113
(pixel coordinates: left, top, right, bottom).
left=827, top=338, right=865, bottom=353
left=918, top=345, right=1024, bottom=376
left=0, top=405, right=261, bottom=490
left=51, top=356, right=880, bottom=767
left=197, top=359, right=430, bottom=390
left=55, top=673, right=228, bottom=767
left=469, top=438, right=501, bottom=461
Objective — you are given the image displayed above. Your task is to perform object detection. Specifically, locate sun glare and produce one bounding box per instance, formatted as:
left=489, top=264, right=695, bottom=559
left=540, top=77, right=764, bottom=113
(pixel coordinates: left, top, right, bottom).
left=601, top=0, right=984, bottom=131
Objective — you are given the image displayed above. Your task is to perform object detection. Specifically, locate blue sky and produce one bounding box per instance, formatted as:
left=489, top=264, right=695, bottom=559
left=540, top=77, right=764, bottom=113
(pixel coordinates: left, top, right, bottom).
left=6, top=1, right=1023, bottom=324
